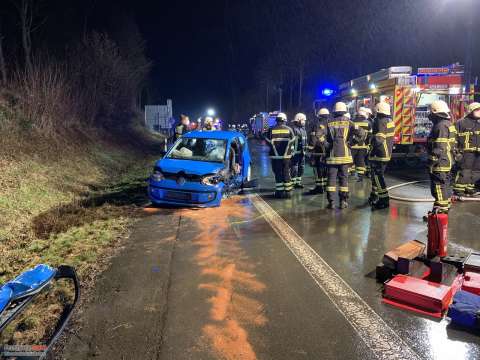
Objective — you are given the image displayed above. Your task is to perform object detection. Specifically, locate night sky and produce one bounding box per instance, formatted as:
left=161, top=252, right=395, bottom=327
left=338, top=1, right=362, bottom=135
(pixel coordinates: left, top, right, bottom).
left=1, top=0, right=479, bottom=122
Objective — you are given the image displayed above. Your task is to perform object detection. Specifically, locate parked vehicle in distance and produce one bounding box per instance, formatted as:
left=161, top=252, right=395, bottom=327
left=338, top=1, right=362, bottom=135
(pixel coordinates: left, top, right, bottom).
left=148, top=131, right=254, bottom=207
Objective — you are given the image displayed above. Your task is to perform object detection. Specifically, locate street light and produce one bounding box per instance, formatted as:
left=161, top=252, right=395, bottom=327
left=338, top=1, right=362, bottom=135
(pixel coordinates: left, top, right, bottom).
left=206, top=108, right=216, bottom=116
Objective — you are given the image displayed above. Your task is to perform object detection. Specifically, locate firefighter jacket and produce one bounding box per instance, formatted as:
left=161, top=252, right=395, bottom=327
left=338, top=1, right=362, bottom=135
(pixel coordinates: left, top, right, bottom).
left=325, top=115, right=356, bottom=165
left=175, top=124, right=189, bottom=139
left=266, top=124, right=296, bottom=159
left=292, top=124, right=308, bottom=155
left=427, top=117, right=457, bottom=173
left=308, top=118, right=328, bottom=159
left=369, top=115, right=395, bottom=162
left=456, top=116, right=480, bottom=153
left=351, top=115, right=372, bottom=149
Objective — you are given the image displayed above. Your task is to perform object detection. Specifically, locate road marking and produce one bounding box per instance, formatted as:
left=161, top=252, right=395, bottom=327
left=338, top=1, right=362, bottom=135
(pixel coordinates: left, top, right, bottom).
left=249, top=194, right=421, bottom=360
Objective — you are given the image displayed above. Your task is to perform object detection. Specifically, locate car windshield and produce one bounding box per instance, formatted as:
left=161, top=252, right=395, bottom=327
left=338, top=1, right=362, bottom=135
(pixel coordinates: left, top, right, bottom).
left=166, top=138, right=227, bottom=163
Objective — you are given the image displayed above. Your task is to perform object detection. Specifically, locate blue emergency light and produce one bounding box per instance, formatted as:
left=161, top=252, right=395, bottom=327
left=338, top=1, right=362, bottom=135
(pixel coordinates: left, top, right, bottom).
left=322, top=88, right=334, bottom=97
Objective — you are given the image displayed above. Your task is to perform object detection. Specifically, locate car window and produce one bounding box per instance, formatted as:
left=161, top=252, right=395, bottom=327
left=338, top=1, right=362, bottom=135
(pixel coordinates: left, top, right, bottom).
left=166, top=138, right=227, bottom=163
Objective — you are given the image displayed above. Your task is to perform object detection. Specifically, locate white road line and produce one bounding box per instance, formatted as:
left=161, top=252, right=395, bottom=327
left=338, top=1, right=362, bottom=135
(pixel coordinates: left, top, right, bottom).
left=249, top=194, right=421, bottom=360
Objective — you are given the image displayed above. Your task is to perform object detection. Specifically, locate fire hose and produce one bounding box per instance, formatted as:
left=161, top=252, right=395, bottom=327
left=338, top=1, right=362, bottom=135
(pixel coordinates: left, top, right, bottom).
left=387, top=180, right=480, bottom=202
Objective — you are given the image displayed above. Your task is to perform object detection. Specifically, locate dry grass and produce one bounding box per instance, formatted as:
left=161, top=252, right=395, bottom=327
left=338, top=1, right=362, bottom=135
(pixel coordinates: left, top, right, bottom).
left=0, top=137, right=161, bottom=344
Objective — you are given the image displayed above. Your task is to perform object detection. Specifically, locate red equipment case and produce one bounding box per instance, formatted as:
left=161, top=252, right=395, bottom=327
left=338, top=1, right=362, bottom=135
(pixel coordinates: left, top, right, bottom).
left=462, top=272, right=480, bottom=296
left=384, top=274, right=453, bottom=313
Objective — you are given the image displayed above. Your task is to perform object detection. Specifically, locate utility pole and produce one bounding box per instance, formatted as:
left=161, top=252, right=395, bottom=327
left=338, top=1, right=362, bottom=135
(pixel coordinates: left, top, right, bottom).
left=464, top=0, right=474, bottom=99
left=279, top=87, right=282, bottom=112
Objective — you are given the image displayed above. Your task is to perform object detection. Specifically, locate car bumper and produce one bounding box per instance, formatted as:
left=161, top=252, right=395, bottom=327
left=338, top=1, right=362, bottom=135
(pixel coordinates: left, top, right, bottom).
left=148, top=180, right=222, bottom=207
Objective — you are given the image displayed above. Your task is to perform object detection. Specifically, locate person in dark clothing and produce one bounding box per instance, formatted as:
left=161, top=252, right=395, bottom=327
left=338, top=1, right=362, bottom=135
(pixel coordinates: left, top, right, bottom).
left=368, top=102, right=395, bottom=210
left=290, top=113, right=308, bottom=188
left=308, top=108, right=330, bottom=194
left=265, top=113, right=296, bottom=198
left=175, top=115, right=190, bottom=140
left=427, top=100, right=457, bottom=213
left=325, top=102, right=359, bottom=209
left=454, top=102, right=480, bottom=196
left=351, top=107, right=372, bottom=181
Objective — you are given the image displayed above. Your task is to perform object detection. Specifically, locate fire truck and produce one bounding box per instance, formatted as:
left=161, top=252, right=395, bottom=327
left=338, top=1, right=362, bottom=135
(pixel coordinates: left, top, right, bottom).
left=338, top=64, right=476, bottom=161
left=250, top=112, right=279, bottom=138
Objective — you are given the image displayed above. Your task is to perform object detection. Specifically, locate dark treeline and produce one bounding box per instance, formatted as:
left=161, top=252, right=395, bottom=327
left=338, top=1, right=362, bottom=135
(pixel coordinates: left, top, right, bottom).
left=0, top=0, right=151, bottom=150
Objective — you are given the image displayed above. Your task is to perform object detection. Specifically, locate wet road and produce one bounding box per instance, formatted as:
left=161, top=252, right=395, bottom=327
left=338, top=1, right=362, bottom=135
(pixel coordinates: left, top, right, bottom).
left=62, top=140, right=480, bottom=360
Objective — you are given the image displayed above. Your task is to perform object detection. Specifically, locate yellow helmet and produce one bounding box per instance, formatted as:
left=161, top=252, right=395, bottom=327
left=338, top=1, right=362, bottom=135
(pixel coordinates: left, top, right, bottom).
left=375, top=102, right=391, bottom=116
left=430, top=100, right=451, bottom=119
left=467, top=102, right=480, bottom=115
left=317, top=108, right=330, bottom=116
left=333, top=102, right=347, bottom=113
left=293, top=113, right=307, bottom=122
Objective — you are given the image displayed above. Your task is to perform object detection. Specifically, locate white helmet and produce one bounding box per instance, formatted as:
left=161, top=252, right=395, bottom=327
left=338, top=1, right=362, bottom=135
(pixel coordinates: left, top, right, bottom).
left=358, top=107, right=368, bottom=118
left=317, top=108, right=330, bottom=116
left=293, top=113, right=307, bottom=123
left=375, top=102, right=391, bottom=116
left=467, top=102, right=480, bottom=115
left=430, top=100, right=451, bottom=119
left=276, top=112, right=287, bottom=122
left=333, top=102, right=347, bottom=113
left=204, top=116, right=213, bottom=124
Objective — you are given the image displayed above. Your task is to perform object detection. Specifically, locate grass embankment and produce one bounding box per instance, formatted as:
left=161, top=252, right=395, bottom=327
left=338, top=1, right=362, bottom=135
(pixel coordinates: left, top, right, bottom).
left=0, top=137, right=162, bottom=344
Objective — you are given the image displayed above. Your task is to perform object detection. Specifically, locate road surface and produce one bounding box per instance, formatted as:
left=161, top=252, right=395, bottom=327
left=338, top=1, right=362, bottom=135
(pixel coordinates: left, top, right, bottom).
left=62, top=140, right=480, bottom=360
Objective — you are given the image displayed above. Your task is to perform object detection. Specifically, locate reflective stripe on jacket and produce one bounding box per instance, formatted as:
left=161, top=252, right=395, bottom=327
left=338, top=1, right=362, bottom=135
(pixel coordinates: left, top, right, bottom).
left=266, top=125, right=296, bottom=159
left=369, top=115, right=395, bottom=162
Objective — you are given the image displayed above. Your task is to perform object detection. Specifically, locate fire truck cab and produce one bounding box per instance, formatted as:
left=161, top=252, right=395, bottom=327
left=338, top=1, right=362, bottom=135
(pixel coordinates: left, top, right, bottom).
left=339, top=64, right=473, bottom=160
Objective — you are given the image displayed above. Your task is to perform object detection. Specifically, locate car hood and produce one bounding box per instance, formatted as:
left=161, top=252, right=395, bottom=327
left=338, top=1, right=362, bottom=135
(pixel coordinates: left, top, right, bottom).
left=156, top=158, right=225, bottom=176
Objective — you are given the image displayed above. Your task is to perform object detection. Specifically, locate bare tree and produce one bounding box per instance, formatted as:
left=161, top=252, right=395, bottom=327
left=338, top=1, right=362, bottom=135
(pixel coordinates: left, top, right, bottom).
left=0, top=19, right=7, bottom=84
left=11, top=0, right=45, bottom=74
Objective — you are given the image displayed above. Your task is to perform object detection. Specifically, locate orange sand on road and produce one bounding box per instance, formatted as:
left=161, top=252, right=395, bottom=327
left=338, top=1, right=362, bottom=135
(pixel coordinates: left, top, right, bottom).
left=180, top=198, right=267, bottom=360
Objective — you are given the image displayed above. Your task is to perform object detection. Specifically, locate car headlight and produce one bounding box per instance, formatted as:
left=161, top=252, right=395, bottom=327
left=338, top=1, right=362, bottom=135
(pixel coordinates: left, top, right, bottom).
left=201, top=173, right=224, bottom=186
left=151, top=168, right=164, bottom=182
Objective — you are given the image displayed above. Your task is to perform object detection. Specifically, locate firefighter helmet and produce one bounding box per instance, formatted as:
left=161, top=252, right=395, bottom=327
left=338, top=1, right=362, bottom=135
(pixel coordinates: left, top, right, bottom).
left=204, top=116, right=213, bottom=124
left=375, top=102, right=391, bottom=116
left=317, top=108, right=330, bottom=116
left=467, top=102, right=480, bottom=115
left=293, top=113, right=307, bottom=123
left=430, top=100, right=451, bottom=119
left=276, top=112, right=287, bottom=122
left=333, top=102, right=347, bottom=113
left=358, top=107, right=368, bottom=118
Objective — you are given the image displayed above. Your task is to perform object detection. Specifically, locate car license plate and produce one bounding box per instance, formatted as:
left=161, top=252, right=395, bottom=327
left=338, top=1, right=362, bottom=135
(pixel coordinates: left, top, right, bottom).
left=165, top=191, right=191, bottom=201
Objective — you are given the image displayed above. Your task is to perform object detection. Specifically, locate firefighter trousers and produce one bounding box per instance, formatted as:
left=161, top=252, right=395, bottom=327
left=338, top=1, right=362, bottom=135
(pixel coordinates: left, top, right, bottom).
left=313, top=159, right=328, bottom=189
left=351, top=148, right=368, bottom=176
left=271, top=158, right=292, bottom=193
left=290, top=153, right=305, bottom=185
left=430, top=171, right=452, bottom=212
left=370, top=161, right=389, bottom=202
left=327, top=164, right=349, bottom=202
left=454, top=152, right=480, bottom=194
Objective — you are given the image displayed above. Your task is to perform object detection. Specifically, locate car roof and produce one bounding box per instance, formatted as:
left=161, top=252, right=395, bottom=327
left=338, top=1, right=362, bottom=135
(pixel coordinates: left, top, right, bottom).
left=183, top=130, right=245, bottom=141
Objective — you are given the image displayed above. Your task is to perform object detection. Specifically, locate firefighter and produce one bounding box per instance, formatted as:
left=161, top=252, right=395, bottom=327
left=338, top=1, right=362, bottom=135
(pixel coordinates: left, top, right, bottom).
left=325, top=102, right=358, bottom=209
left=290, top=113, right=308, bottom=188
left=175, top=114, right=190, bottom=139
left=203, top=117, right=214, bottom=131
left=308, top=108, right=329, bottom=194
left=369, top=102, right=395, bottom=210
left=266, top=113, right=296, bottom=198
left=427, top=100, right=457, bottom=213
left=454, top=102, right=480, bottom=196
left=351, top=107, right=372, bottom=181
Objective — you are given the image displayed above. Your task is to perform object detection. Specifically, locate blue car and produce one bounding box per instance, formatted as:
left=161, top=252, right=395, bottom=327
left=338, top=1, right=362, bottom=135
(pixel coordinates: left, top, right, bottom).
left=148, top=131, right=253, bottom=207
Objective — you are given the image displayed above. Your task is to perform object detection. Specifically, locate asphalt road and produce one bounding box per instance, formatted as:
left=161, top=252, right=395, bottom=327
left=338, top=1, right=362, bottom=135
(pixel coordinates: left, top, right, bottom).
left=61, top=140, right=480, bottom=360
